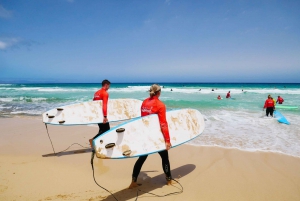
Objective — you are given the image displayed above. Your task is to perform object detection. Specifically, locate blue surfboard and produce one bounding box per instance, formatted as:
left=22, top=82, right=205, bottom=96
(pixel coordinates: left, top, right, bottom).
left=274, top=110, right=290, bottom=125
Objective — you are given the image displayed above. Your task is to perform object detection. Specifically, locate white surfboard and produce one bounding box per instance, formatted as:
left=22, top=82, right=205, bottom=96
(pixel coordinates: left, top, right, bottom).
left=42, top=99, right=142, bottom=125
left=93, top=108, right=205, bottom=159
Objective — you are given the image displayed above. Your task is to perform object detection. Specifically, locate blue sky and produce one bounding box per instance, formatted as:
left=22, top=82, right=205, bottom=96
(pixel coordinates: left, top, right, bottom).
left=0, top=0, right=299, bottom=83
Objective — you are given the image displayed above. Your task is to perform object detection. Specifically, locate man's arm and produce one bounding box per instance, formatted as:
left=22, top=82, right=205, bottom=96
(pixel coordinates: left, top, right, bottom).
left=102, top=92, right=108, bottom=123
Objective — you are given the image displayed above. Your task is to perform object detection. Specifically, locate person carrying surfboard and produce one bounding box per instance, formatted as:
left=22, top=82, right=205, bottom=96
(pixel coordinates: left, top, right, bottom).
left=263, top=95, right=275, bottom=117
left=128, top=84, right=173, bottom=189
left=89, top=79, right=111, bottom=147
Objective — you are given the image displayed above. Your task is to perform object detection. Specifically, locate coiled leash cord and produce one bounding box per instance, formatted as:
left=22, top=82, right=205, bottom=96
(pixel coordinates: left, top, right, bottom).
left=134, top=178, right=183, bottom=201
left=44, top=123, right=90, bottom=155
left=90, top=150, right=118, bottom=201
left=90, top=151, right=183, bottom=201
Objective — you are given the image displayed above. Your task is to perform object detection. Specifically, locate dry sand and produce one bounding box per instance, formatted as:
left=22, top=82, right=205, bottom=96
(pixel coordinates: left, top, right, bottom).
left=0, top=117, right=300, bottom=201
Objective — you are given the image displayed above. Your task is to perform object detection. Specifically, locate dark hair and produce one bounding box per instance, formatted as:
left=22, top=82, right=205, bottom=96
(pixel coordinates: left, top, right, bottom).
left=102, top=79, right=111, bottom=86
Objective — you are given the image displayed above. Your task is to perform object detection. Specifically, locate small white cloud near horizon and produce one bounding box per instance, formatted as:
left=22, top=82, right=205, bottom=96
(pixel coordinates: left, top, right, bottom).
left=0, top=37, right=21, bottom=50
left=0, top=4, right=12, bottom=18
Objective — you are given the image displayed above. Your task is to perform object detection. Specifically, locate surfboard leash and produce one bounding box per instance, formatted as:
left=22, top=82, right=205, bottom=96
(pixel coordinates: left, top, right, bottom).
left=90, top=150, right=119, bottom=201
left=134, top=178, right=183, bottom=201
left=90, top=150, right=183, bottom=201
left=44, top=123, right=90, bottom=156
left=45, top=123, right=56, bottom=154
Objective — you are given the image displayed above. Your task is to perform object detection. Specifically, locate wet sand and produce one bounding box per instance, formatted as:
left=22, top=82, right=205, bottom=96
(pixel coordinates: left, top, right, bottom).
left=0, top=117, right=300, bottom=201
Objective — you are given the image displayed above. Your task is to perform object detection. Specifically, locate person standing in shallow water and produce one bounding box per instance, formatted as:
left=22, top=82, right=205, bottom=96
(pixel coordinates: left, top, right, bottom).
left=128, top=84, right=173, bottom=189
left=263, top=95, right=275, bottom=117
left=276, top=96, right=284, bottom=104
left=226, top=91, right=231, bottom=98
left=89, top=79, right=111, bottom=147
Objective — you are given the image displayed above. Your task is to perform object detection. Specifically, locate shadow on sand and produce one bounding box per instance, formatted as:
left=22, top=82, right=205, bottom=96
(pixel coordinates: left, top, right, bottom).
left=98, top=164, right=196, bottom=201
left=42, top=148, right=92, bottom=157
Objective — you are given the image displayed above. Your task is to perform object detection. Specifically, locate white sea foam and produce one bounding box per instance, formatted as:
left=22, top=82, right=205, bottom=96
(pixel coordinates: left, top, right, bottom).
left=10, top=110, right=42, bottom=115
left=37, top=88, right=92, bottom=92
left=0, top=98, right=14, bottom=102
left=0, top=84, right=14, bottom=86
left=0, top=87, right=92, bottom=92
left=0, top=105, right=12, bottom=109
left=109, top=86, right=300, bottom=95
left=188, top=109, right=300, bottom=158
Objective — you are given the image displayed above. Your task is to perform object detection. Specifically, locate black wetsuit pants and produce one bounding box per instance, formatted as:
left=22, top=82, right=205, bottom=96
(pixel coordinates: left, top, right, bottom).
left=132, top=150, right=172, bottom=182
left=266, top=107, right=274, bottom=117
left=93, top=123, right=110, bottom=139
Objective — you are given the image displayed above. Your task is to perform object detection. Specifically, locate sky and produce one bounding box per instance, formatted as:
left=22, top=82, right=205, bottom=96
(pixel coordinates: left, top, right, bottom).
left=0, top=0, right=299, bottom=83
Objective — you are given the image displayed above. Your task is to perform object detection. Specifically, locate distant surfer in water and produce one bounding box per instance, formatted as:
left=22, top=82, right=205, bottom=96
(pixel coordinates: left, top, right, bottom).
left=217, top=95, right=222, bottom=100
left=276, top=96, right=284, bottom=104
left=89, top=79, right=111, bottom=147
left=226, top=91, right=231, bottom=98
left=128, top=84, right=173, bottom=189
left=263, top=95, right=275, bottom=117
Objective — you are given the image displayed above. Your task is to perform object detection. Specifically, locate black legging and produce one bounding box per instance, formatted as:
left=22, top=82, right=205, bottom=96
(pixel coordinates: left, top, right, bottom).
left=93, top=123, right=110, bottom=139
left=266, top=107, right=274, bottom=117
left=132, top=150, right=172, bottom=182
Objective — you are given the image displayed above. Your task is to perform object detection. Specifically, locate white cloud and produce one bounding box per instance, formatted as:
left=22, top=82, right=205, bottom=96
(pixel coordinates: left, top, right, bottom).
left=0, top=5, right=12, bottom=18
left=0, top=41, right=8, bottom=49
left=0, top=37, right=21, bottom=50
left=0, top=37, right=39, bottom=51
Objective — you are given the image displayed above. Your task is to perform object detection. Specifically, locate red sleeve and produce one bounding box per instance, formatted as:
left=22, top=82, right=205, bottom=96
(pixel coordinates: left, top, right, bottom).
left=157, top=103, right=170, bottom=143
left=93, top=91, right=100, bottom=101
left=102, top=92, right=108, bottom=116
left=264, top=100, right=267, bottom=108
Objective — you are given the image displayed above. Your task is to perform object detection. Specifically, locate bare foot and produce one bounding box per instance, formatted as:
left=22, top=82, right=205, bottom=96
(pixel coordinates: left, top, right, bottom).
left=167, top=180, right=173, bottom=186
left=89, top=139, right=93, bottom=148
left=128, top=182, right=141, bottom=189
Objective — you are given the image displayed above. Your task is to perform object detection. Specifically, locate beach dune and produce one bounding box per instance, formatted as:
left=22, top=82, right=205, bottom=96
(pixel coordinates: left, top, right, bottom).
left=0, top=117, right=300, bottom=201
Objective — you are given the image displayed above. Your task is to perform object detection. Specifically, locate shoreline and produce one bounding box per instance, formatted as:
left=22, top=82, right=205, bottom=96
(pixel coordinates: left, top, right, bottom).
left=1, top=117, right=300, bottom=200
left=1, top=115, right=300, bottom=159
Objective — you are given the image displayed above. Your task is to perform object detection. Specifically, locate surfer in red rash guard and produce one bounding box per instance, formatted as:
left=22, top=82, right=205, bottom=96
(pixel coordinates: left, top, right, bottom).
left=263, top=95, right=275, bottom=117
left=276, top=96, right=284, bottom=104
left=89, top=79, right=111, bottom=148
left=226, top=91, right=231, bottom=98
left=128, top=84, right=173, bottom=189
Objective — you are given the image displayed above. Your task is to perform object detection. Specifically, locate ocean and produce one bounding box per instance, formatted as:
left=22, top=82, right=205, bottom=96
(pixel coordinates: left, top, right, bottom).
left=1, top=83, right=300, bottom=158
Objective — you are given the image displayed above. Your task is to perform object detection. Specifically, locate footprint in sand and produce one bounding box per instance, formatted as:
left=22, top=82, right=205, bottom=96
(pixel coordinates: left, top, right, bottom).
left=0, top=185, right=8, bottom=193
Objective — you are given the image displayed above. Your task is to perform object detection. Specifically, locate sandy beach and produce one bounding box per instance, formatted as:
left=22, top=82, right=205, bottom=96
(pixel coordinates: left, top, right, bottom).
left=1, top=117, right=300, bottom=201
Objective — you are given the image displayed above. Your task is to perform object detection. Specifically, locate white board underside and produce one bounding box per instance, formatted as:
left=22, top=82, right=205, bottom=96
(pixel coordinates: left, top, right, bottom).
left=42, top=99, right=142, bottom=125
left=94, top=108, right=205, bottom=159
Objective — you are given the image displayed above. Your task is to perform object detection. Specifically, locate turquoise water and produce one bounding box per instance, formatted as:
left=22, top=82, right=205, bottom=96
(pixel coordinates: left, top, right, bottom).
left=1, top=83, right=300, bottom=157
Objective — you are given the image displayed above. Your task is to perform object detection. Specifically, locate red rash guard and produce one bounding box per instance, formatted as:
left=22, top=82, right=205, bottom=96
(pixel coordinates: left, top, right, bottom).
left=226, top=93, right=230, bottom=98
left=277, top=97, right=284, bottom=104
left=141, top=96, right=170, bottom=143
left=93, top=88, right=109, bottom=116
left=264, top=99, right=274, bottom=108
